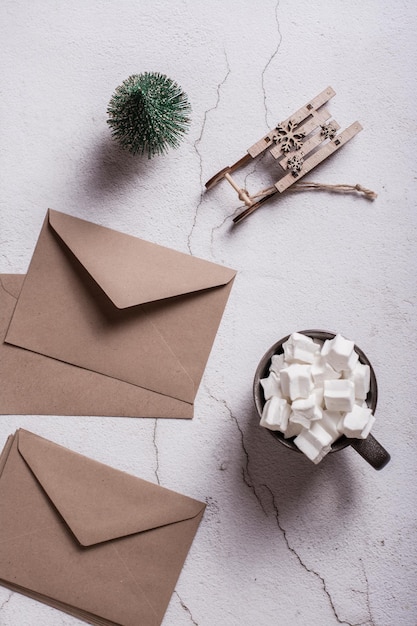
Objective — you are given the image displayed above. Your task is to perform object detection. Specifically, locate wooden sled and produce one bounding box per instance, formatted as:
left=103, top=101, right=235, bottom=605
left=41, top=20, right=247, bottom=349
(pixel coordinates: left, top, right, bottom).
left=205, top=87, right=362, bottom=224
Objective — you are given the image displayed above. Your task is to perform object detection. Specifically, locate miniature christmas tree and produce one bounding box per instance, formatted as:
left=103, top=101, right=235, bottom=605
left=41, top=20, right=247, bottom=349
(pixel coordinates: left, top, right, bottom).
left=107, top=72, right=191, bottom=158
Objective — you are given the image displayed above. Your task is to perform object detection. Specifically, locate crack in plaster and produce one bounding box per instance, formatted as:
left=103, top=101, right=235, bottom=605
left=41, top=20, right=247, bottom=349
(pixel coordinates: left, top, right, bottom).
left=152, top=419, right=160, bottom=485
left=243, top=160, right=262, bottom=193
left=210, top=206, right=244, bottom=250
left=187, top=53, right=231, bottom=254
left=174, top=591, right=199, bottom=625
left=261, top=0, right=283, bottom=129
left=243, top=151, right=270, bottom=198
left=210, top=212, right=232, bottom=249
left=204, top=384, right=267, bottom=514
left=197, top=384, right=372, bottom=626
left=0, top=591, right=12, bottom=611
left=359, top=558, right=375, bottom=626
left=209, top=4, right=282, bottom=239
left=263, top=484, right=366, bottom=626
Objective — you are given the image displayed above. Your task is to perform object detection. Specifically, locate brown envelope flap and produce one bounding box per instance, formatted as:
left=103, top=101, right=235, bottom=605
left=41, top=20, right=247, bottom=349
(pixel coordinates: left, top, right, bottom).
left=17, top=430, right=205, bottom=547
left=48, top=209, right=236, bottom=309
left=0, top=274, right=24, bottom=300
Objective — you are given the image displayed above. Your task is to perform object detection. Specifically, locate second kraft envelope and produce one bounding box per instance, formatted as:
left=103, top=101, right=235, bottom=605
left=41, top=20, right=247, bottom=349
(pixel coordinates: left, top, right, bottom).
left=0, top=429, right=205, bottom=625
left=2, top=209, right=236, bottom=418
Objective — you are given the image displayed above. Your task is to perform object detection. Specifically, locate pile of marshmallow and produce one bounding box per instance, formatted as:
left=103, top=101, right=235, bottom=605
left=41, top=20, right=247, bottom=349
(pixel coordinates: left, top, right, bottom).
left=260, top=332, right=375, bottom=464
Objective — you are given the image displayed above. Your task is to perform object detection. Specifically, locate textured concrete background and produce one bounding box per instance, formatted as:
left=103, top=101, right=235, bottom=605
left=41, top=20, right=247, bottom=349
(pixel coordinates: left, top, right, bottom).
left=1, top=1, right=416, bottom=624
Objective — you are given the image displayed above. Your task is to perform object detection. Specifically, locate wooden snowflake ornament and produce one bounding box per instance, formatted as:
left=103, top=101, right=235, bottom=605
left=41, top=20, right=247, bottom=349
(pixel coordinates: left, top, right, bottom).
left=205, top=87, right=375, bottom=224
left=274, top=120, right=305, bottom=153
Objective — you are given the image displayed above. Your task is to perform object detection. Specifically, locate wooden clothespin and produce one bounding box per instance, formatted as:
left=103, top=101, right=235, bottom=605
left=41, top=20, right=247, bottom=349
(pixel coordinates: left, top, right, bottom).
left=205, top=87, right=376, bottom=224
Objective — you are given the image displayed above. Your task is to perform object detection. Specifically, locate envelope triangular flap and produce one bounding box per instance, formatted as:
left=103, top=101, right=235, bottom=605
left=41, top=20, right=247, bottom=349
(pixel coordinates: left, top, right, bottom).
left=48, top=209, right=236, bottom=309
left=17, top=430, right=205, bottom=547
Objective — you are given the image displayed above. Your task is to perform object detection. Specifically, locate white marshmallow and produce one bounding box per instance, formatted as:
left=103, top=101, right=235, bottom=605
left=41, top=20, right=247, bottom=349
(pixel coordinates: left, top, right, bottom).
left=355, top=400, right=369, bottom=408
left=321, top=334, right=359, bottom=373
left=293, top=436, right=328, bottom=464
left=313, top=386, right=324, bottom=408
left=345, top=351, right=359, bottom=374
left=346, top=362, right=370, bottom=400
left=280, top=364, right=313, bottom=401
left=260, top=371, right=283, bottom=400
left=283, top=419, right=304, bottom=439
left=320, top=410, right=343, bottom=440
left=341, top=404, right=375, bottom=439
left=290, top=394, right=323, bottom=428
left=269, top=353, right=286, bottom=375
left=309, top=421, right=334, bottom=447
left=283, top=332, right=321, bottom=364
left=260, top=396, right=291, bottom=432
left=311, top=354, right=341, bottom=385
left=294, top=423, right=333, bottom=464
left=324, top=379, right=355, bottom=412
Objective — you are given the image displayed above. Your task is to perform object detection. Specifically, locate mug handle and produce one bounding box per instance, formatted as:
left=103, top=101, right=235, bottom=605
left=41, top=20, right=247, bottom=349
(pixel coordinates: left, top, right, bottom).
left=350, top=434, right=391, bottom=470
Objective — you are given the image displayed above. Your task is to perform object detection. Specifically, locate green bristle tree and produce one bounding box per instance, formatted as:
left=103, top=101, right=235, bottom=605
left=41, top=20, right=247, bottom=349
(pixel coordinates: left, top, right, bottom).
left=107, top=72, right=191, bottom=158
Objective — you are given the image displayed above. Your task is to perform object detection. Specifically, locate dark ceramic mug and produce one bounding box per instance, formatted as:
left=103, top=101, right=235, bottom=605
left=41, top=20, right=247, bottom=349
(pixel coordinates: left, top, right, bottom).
left=253, top=330, right=391, bottom=470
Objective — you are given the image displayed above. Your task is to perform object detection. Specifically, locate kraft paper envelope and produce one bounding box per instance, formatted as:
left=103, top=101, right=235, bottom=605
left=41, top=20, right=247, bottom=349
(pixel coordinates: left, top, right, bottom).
left=0, top=275, right=194, bottom=417
left=0, top=429, right=206, bottom=625
left=2, top=209, right=236, bottom=417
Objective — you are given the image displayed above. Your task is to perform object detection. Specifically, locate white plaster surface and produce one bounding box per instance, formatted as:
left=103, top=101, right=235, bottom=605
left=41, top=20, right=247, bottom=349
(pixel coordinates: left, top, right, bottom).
left=0, top=1, right=416, bottom=625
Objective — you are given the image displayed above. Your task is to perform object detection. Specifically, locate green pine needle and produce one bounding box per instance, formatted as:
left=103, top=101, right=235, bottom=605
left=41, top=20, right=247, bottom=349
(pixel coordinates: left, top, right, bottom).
left=107, top=72, right=191, bottom=158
